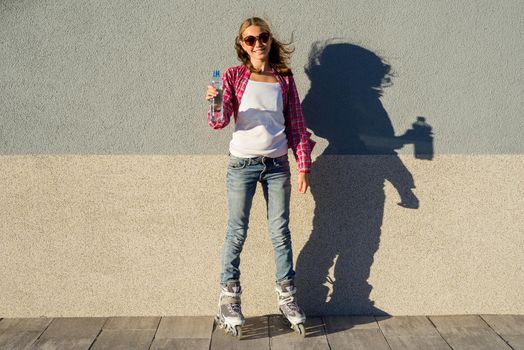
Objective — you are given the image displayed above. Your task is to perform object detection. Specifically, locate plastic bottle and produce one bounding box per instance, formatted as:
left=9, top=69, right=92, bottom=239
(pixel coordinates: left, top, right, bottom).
left=210, top=70, right=223, bottom=120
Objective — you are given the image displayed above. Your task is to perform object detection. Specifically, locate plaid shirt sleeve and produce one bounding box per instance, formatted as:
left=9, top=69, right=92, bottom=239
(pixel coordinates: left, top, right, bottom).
left=207, top=68, right=235, bottom=129
left=286, top=75, right=316, bottom=173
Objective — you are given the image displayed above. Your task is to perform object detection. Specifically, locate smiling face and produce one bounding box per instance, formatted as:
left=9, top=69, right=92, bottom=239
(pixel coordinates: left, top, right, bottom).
left=239, top=25, right=272, bottom=63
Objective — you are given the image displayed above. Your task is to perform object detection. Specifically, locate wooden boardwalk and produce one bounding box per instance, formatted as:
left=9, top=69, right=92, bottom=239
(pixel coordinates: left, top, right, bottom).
left=0, top=315, right=522, bottom=349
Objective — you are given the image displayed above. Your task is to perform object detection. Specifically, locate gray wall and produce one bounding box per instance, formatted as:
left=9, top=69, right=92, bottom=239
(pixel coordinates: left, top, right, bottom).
left=1, top=0, right=522, bottom=155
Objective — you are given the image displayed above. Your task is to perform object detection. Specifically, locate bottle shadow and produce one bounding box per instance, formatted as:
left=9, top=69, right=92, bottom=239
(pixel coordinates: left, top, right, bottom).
left=294, top=40, right=434, bottom=319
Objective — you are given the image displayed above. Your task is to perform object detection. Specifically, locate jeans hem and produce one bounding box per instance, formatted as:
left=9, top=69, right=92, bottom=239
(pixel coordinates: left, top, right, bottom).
left=220, top=279, right=240, bottom=286
left=275, top=276, right=295, bottom=284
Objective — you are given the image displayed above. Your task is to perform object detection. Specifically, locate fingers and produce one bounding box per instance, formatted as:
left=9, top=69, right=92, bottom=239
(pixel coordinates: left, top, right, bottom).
left=297, top=178, right=308, bottom=194
left=206, top=85, right=218, bottom=101
left=297, top=172, right=309, bottom=194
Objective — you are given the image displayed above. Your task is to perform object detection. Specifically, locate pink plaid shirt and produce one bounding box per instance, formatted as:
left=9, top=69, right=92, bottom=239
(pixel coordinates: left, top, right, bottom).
left=208, top=65, right=316, bottom=173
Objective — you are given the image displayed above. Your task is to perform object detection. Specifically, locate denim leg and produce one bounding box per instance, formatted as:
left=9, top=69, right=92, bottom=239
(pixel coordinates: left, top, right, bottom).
left=220, top=162, right=258, bottom=284
left=261, top=162, right=295, bottom=284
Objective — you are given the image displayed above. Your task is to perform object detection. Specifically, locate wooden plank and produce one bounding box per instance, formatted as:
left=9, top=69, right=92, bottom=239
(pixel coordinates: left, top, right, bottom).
left=151, top=316, right=213, bottom=350
left=324, top=316, right=390, bottom=350
left=431, top=315, right=496, bottom=333
left=151, top=338, right=212, bottom=350
left=325, top=316, right=381, bottom=331
left=210, top=315, right=269, bottom=350
left=236, top=315, right=269, bottom=341
left=497, top=335, right=524, bottom=350
left=32, top=317, right=106, bottom=350
left=90, top=329, right=156, bottom=350
left=0, top=318, right=52, bottom=333
left=0, top=318, right=53, bottom=349
left=0, top=331, right=45, bottom=349
left=155, top=316, right=213, bottom=339
left=430, top=315, right=511, bottom=350
left=481, top=315, right=524, bottom=335
left=377, top=316, right=442, bottom=337
left=376, top=316, right=451, bottom=350
left=103, top=317, right=160, bottom=330
left=384, top=335, right=452, bottom=350
left=481, top=315, right=524, bottom=350
left=269, top=315, right=330, bottom=350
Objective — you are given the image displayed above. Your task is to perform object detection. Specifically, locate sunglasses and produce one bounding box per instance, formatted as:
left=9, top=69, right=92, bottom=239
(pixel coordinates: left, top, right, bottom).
left=241, top=32, right=271, bottom=47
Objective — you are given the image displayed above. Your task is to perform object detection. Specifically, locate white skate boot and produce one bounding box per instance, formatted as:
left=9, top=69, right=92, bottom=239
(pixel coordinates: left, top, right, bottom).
left=214, top=281, right=245, bottom=338
left=275, top=279, right=306, bottom=336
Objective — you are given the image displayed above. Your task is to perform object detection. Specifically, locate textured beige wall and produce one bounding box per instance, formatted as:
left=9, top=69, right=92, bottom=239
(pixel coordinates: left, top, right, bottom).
left=1, top=155, right=522, bottom=317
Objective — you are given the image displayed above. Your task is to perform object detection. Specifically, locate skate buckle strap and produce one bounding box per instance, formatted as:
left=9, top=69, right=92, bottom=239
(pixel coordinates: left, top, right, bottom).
left=276, top=286, right=296, bottom=298
left=279, top=295, right=297, bottom=306
left=221, top=290, right=242, bottom=297
left=220, top=296, right=241, bottom=305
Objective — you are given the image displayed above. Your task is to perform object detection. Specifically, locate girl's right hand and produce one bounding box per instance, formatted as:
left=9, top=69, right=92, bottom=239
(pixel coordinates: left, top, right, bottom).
left=206, top=85, right=218, bottom=101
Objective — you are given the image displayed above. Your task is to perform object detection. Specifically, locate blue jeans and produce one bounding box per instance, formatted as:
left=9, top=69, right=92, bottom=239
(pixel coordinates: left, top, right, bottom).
left=220, top=153, right=295, bottom=285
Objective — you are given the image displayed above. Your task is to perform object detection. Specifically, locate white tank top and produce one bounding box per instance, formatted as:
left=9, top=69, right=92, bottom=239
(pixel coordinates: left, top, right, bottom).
left=229, top=80, right=288, bottom=158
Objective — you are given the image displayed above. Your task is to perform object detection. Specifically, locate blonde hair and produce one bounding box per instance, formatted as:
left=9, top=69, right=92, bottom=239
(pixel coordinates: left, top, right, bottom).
left=235, top=17, right=295, bottom=76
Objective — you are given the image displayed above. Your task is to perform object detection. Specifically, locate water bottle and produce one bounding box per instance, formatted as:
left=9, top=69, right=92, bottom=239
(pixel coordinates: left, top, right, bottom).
left=210, top=70, right=223, bottom=120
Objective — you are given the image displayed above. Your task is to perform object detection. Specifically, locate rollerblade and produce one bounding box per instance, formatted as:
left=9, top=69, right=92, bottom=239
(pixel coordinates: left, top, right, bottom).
left=214, top=281, right=245, bottom=338
left=275, top=279, right=306, bottom=337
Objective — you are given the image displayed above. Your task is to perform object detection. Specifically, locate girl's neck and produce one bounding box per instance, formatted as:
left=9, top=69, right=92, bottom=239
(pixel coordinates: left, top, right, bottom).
left=251, top=60, right=272, bottom=73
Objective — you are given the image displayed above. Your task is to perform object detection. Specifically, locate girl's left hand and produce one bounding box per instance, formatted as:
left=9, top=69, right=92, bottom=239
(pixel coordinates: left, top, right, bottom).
left=298, top=172, right=310, bottom=194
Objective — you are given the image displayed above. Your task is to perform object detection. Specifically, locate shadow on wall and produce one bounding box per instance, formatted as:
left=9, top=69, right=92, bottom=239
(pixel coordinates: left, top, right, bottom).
left=294, top=40, right=434, bottom=316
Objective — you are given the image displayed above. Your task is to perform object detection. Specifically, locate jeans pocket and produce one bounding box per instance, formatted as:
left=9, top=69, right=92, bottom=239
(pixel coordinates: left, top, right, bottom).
left=228, top=157, right=247, bottom=169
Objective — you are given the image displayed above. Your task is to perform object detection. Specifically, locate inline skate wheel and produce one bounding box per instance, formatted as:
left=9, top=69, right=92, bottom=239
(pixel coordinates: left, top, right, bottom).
left=295, top=323, right=306, bottom=337
left=214, top=314, right=223, bottom=329
left=221, top=323, right=242, bottom=338
left=233, top=325, right=242, bottom=338
left=226, top=324, right=242, bottom=338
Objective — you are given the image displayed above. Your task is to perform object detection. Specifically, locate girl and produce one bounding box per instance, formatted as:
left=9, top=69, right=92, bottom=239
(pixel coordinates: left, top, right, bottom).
left=205, top=17, right=315, bottom=337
